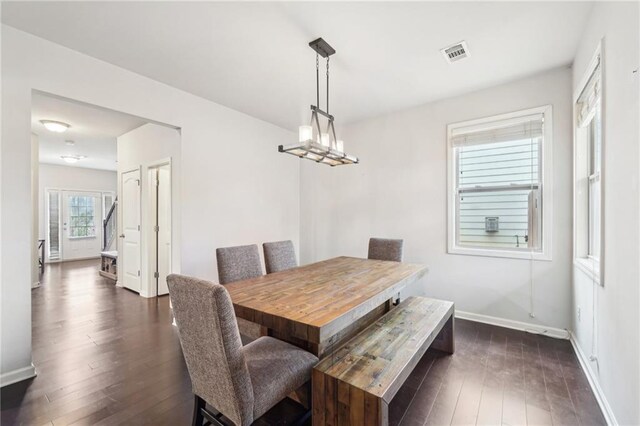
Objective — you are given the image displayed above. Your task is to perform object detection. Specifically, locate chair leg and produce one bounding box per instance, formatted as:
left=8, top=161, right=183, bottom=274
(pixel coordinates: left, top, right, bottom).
left=193, top=395, right=206, bottom=426
left=292, top=409, right=312, bottom=426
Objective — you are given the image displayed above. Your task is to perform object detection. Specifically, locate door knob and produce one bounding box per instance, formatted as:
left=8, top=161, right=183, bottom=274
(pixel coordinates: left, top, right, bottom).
left=119, top=234, right=125, bottom=238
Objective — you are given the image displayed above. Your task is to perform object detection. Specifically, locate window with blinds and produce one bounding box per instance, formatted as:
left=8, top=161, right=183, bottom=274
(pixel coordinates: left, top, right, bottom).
left=448, top=107, right=550, bottom=256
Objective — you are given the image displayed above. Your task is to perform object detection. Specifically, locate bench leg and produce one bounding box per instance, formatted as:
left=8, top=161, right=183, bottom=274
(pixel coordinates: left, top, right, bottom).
left=431, top=314, right=455, bottom=354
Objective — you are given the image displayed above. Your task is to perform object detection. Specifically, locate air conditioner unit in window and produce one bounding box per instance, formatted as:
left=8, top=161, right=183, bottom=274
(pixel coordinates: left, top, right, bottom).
left=485, top=217, right=499, bottom=232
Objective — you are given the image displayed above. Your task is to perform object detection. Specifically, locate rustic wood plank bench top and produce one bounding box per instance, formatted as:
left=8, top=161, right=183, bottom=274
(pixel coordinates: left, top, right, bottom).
left=312, top=296, right=455, bottom=425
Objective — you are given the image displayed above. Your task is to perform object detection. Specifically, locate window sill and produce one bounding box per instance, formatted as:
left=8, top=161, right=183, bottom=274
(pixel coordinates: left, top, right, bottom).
left=448, top=246, right=551, bottom=261
left=574, top=258, right=601, bottom=285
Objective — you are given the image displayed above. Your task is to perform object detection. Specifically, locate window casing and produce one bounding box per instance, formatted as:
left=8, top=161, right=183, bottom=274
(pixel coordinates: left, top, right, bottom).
left=447, top=106, right=553, bottom=260
left=574, top=53, right=602, bottom=283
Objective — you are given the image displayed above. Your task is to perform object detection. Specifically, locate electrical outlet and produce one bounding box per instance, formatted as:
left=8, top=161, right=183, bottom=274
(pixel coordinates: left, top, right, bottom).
left=577, top=307, right=581, bottom=322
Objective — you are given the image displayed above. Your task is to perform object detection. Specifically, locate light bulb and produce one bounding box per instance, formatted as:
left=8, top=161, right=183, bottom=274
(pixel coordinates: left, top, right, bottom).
left=320, top=133, right=330, bottom=147
left=298, top=125, right=312, bottom=143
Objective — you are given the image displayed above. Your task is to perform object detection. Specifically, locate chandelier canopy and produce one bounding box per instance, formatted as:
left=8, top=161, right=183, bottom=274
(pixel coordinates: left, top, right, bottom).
left=278, top=38, right=358, bottom=166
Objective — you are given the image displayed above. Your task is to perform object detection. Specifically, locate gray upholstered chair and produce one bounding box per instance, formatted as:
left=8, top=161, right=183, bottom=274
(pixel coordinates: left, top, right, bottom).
left=216, top=244, right=264, bottom=341
left=263, top=240, right=297, bottom=274
left=216, top=244, right=263, bottom=285
left=368, top=237, right=404, bottom=262
left=167, top=274, right=317, bottom=426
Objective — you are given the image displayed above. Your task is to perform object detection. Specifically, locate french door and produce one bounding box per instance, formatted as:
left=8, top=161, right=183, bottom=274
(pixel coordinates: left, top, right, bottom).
left=61, top=191, right=102, bottom=260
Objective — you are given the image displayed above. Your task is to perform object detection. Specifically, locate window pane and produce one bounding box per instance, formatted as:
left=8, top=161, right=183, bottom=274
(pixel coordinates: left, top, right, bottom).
left=458, top=138, right=540, bottom=189
left=589, top=179, right=601, bottom=258
left=48, top=191, right=60, bottom=259
left=458, top=189, right=534, bottom=249
left=68, top=195, right=96, bottom=238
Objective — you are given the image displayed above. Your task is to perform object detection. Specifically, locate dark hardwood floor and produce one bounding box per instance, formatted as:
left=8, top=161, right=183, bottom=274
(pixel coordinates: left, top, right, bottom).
left=1, top=260, right=605, bottom=425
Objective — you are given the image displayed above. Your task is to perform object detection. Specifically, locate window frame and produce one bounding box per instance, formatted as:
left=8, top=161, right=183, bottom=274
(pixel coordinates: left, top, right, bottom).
left=447, top=105, right=553, bottom=261
left=587, top=110, right=601, bottom=260
left=573, top=44, right=604, bottom=286
left=45, top=188, right=62, bottom=260
left=67, top=194, right=98, bottom=239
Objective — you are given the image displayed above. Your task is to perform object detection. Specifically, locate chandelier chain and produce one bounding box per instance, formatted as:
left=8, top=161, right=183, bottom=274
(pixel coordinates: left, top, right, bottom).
left=316, top=53, right=320, bottom=109
left=326, top=56, right=330, bottom=114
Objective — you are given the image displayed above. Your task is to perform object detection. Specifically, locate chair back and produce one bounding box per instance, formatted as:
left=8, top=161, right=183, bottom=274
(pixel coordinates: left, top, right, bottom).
left=167, top=274, right=254, bottom=425
left=263, top=240, right=297, bottom=274
left=368, top=237, right=404, bottom=262
left=216, top=244, right=262, bottom=284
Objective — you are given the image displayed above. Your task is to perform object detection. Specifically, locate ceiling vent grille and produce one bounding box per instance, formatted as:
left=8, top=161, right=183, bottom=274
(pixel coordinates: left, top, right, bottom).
left=441, top=41, right=469, bottom=63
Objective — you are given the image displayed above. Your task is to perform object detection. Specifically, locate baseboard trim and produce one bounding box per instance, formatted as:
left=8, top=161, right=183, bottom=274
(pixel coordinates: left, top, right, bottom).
left=455, top=310, right=569, bottom=339
left=0, top=364, right=37, bottom=388
left=569, top=332, right=617, bottom=426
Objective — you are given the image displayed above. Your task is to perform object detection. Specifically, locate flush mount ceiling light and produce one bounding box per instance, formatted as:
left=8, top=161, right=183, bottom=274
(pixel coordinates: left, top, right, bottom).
left=61, top=155, right=86, bottom=164
left=41, top=120, right=71, bottom=133
left=279, top=38, right=358, bottom=166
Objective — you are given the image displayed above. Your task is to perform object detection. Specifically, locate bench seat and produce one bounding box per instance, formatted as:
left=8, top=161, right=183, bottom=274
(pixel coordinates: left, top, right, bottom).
left=312, top=296, right=454, bottom=425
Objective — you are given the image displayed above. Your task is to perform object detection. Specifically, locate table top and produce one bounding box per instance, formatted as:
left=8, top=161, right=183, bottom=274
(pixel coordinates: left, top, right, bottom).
left=225, top=256, right=428, bottom=343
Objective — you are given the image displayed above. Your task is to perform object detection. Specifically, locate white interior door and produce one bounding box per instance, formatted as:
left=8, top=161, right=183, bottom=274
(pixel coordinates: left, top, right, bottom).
left=156, top=165, right=171, bottom=296
left=121, top=169, right=141, bottom=292
left=61, top=191, right=102, bottom=260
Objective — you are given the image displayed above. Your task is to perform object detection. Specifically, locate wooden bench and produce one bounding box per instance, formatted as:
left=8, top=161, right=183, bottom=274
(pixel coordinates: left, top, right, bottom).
left=312, top=296, right=454, bottom=425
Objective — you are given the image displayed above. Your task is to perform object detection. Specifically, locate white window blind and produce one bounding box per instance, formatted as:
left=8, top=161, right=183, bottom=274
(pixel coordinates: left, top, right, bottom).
left=577, top=57, right=601, bottom=128
left=453, top=113, right=544, bottom=251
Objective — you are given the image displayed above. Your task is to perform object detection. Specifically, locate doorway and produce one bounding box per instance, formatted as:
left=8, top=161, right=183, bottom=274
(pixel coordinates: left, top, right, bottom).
left=45, top=188, right=115, bottom=262
left=120, top=161, right=173, bottom=297
left=32, top=91, right=181, bottom=299
left=61, top=190, right=102, bottom=260
left=149, top=163, right=172, bottom=296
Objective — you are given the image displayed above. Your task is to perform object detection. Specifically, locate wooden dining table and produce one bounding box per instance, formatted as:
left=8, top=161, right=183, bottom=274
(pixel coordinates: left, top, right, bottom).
left=225, top=256, right=428, bottom=357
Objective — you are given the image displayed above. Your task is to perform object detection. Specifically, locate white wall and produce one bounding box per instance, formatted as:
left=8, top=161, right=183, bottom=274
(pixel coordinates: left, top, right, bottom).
left=1, top=26, right=299, bottom=385
left=31, top=134, right=39, bottom=287
left=38, top=163, right=117, bottom=243
left=301, top=67, right=573, bottom=332
left=117, top=123, right=180, bottom=297
left=571, top=2, right=639, bottom=424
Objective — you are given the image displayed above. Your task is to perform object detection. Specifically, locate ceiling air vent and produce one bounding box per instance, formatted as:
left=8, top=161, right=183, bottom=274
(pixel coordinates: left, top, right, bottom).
left=441, top=41, right=469, bottom=63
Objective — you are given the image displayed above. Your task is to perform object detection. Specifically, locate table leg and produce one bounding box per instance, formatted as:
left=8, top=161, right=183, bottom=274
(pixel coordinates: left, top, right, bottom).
left=431, top=314, right=455, bottom=354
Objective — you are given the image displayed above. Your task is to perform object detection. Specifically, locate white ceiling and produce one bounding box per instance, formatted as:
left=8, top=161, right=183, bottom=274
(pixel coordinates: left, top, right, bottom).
left=32, top=92, right=148, bottom=171
left=5, top=2, right=593, bottom=131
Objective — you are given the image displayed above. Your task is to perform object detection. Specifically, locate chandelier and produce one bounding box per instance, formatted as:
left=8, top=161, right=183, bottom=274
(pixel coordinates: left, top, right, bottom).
left=278, top=38, right=358, bottom=166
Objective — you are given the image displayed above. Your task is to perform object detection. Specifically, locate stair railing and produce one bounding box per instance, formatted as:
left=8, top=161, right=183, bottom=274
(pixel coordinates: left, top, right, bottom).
left=103, top=198, right=117, bottom=251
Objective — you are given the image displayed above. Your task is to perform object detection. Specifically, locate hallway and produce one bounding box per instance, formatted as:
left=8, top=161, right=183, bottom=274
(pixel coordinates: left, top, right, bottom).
left=2, top=260, right=192, bottom=424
